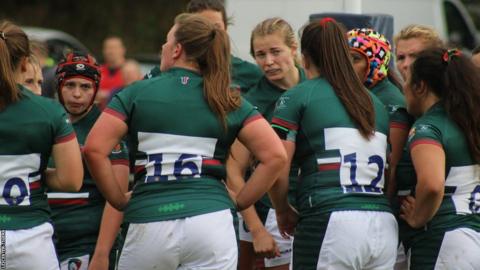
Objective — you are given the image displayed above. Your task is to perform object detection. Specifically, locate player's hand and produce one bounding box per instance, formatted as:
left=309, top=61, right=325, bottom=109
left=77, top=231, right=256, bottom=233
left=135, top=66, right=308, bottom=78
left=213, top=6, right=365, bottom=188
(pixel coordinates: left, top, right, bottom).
left=400, top=196, right=421, bottom=228
left=251, top=227, right=280, bottom=259
left=88, top=253, right=109, bottom=270
left=275, top=204, right=298, bottom=239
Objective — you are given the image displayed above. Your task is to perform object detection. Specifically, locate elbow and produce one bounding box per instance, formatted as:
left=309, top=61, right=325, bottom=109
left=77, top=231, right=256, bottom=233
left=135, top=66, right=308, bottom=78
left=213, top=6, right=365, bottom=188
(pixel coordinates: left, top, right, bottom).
left=419, top=177, right=444, bottom=198
left=270, top=149, right=288, bottom=171
left=61, top=171, right=84, bottom=192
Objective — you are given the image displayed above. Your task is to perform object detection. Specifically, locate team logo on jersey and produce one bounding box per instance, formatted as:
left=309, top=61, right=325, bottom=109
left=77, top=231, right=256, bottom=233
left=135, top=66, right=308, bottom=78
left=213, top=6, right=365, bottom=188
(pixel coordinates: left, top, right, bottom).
left=75, top=63, right=86, bottom=71
left=67, top=258, right=82, bottom=270
left=181, top=76, right=190, bottom=85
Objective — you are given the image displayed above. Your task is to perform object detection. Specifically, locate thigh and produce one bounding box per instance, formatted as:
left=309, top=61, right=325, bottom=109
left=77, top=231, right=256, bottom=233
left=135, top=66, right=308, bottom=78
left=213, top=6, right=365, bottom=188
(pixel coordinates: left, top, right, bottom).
left=5, top=222, right=59, bottom=270
left=263, top=209, right=292, bottom=268
left=434, top=227, right=480, bottom=270
left=117, top=221, right=181, bottom=270
left=180, top=209, right=238, bottom=270
left=60, top=254, right=89, bottom=270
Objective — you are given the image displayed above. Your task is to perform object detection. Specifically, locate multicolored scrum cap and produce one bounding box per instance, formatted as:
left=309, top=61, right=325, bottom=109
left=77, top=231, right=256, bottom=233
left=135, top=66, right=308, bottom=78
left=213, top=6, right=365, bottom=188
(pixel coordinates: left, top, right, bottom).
left=55, top=52, right=101, bottom=108
left=347, top=28, right=391, bottom=88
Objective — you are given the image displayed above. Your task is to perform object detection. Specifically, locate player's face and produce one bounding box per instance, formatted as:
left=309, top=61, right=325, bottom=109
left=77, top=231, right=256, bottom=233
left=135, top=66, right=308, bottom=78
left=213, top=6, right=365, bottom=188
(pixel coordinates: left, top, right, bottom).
left=395, top=38, right=428, bottom=80
left=350, top=50, right=368, bottom=84
left=253, top=33, right=297, bottom=86
left=160, top=24, right=178, bottom=72
left=61, top=77, right=95, bottom=116
left=196, top=10, right=226, bottom=30
left=23, top=63, right=43, bottom=95
left=403, top=70, right=422, bottom=117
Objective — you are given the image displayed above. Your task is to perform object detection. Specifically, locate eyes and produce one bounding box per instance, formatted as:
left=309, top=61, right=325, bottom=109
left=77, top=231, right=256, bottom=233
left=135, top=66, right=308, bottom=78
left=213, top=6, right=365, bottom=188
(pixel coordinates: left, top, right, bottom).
left=64, top=81, right=94, bottom=91
left=254, top=48, right=282, bottom=59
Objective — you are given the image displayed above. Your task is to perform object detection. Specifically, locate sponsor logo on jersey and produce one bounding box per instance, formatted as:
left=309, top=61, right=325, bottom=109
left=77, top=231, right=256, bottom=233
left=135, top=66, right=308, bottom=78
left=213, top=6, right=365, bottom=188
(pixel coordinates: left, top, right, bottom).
left=276, top=96, right=290, bottom=110
left=0, top=215, right=11, bottom=223
left=67, top=258, right=82, bottom=270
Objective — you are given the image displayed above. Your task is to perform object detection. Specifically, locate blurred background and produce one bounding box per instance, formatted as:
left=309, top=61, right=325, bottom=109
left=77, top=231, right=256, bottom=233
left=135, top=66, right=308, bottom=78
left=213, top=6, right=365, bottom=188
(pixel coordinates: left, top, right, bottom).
left=2, top=0, right=480, bottom=74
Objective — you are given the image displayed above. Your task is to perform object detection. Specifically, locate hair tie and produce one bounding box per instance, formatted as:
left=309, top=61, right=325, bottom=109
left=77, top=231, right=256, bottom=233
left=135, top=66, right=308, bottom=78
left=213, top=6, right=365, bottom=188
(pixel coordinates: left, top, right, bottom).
left=442, top=48, right=461, bottom=63
left=0, top=31, right=5, bottom=41
left=319, top=17, right=336, bottom=27
left=210, top=29, right=216, bottom=40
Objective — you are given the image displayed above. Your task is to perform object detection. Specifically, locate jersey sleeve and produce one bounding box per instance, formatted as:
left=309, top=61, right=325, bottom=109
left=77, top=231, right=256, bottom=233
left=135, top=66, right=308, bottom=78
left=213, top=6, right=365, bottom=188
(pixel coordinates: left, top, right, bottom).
left=108, top=140, right=129, bottom=166
left=407, top=121, right=443, bottom=151
left=271, top=89, right=304, bottom=142
left=105, top=86, right=135, bottom=123
left=389, top=106, right=414, bottom=130
left=51, top=102, right=76, bottom=144
left=238, top=98, right=262, bottom=127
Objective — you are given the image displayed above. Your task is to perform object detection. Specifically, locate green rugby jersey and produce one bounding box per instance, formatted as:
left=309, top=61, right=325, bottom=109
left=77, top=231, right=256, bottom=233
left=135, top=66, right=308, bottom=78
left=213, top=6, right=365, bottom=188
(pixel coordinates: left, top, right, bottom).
left=47, top=105, right=128, bottom=260
left=405, top=103, right=480, bottom=232
left=370, top=79, right=412, bottom=129
left=106, top=67, right=260, bottom=223
left=143, top=55, right=262, bottom=94
left=244, top=67, right=306, bottom=210
left=0, top=85, right=75, bottom=230
left=272, top=78, right=391, bottom=217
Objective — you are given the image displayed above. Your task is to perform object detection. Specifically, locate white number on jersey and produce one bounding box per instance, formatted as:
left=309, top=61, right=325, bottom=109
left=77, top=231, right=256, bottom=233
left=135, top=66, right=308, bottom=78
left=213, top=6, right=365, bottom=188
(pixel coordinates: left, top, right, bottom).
left=0, top=154, right=41, bottom=206
left=323, top=127, right=387, bottom=194
left=136, top=132, right=217, bottom=182
left=445, top=165, right=480, bottom=214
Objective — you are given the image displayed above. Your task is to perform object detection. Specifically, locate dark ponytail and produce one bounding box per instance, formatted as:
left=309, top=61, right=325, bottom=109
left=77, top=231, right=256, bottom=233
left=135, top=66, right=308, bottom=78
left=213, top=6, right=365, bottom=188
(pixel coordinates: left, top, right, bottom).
left=301, top=19, right=375, bottom=139
left=410, top=48, right=480, bottom=162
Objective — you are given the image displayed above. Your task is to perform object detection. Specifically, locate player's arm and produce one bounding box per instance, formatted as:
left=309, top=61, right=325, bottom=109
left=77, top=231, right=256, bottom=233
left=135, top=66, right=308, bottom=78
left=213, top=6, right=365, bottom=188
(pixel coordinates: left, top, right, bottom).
left=400, top=143, right=445, bottom=228
left=234, top=117, right=287, bottom=210
left=386, top=124, right=410, bottom=199
left=84, top=113, right=129, bottom=210
left=227, top=140, right=279, bottom=257
left=89, top=162, right=129, bottom=270
left=45, top=138, right=83, bottom=192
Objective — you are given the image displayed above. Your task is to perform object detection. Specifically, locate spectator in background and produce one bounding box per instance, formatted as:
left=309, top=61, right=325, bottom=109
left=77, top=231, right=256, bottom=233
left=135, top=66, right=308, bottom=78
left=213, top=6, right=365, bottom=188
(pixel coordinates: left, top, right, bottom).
left=471, top=45, right=480, bottom=67
left=97, top=36, right=126, bottom=108
left=121, top=59, right=143, bottom=86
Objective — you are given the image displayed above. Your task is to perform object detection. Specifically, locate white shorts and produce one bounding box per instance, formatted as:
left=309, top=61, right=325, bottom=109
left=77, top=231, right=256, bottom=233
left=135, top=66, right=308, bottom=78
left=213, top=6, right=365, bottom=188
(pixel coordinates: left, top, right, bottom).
left=118, top=209, right=237, bottom=270
left=1, top=222, right=59, bottom=270
left=430, top=227, right=480, bottom=270
left=316, top=211, right=398, bottom=270
left=60, top=254, right=89, bottom=270
left=238, top=209, right=292, bottom=267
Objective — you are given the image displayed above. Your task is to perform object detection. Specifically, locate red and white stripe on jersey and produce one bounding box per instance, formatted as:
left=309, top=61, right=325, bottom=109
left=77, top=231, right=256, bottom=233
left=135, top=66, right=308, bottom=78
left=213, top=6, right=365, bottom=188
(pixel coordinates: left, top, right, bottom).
left=243, top=114, right=263, bottom=127
left=390, top=121, right=410, bottom=130
left=47, top=192, right=89, bottom=205
left=271, top=117, right=299, bottom=131
left=55, top=132, right=77, bottom=144
left=317, top=157, right=342, bottom=171
left=0, top=154, right=41, bottom=206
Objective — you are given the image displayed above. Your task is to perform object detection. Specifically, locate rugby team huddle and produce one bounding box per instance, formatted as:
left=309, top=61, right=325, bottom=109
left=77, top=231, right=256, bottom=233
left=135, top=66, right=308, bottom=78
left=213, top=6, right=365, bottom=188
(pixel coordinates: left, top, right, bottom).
left=1, top=0, right=480, bottom=270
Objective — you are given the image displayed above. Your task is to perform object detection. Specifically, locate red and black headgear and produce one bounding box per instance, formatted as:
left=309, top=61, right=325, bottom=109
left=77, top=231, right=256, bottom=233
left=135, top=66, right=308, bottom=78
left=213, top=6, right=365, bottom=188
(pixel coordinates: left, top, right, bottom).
left=55, top=52, right=101, bottom=111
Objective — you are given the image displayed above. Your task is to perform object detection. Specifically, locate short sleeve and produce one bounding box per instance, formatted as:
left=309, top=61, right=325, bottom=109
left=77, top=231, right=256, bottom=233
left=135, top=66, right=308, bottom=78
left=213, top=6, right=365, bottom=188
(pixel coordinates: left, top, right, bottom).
left=389, top=106, right=414, bottom=130
left=271, top=89, right=304, bottom=142
left=105, top=87, right=134, bottom=123
left=108, top=140, right=129, bottom=166
left=237, top=98, right=262, bottom=127
left=52, top=102, right=75, bottom=144
left=407, top=121, right=443, bottom=151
